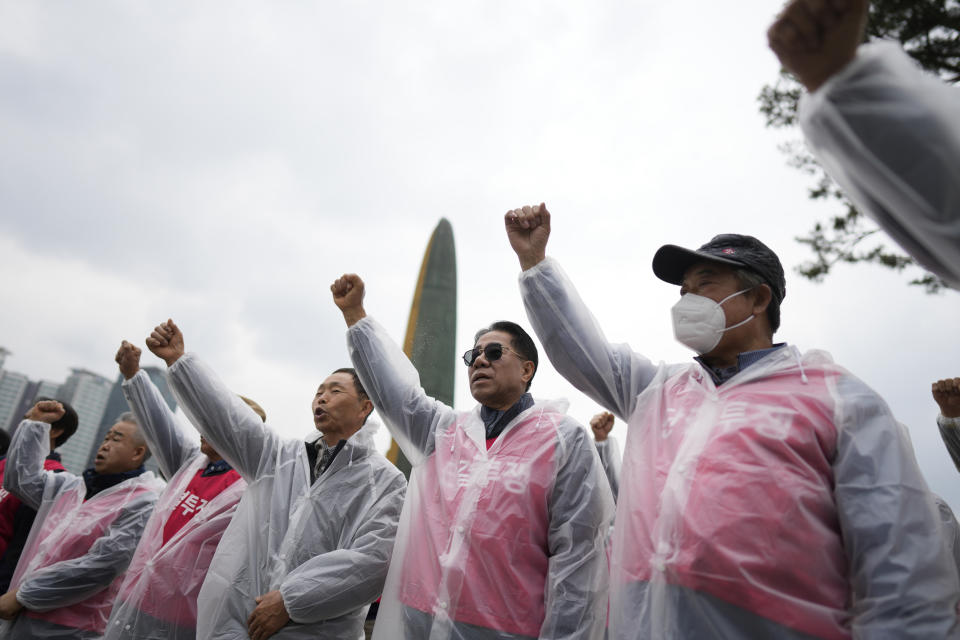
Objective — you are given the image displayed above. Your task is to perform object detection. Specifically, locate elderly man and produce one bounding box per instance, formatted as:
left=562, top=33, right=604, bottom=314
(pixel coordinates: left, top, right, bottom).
left=102, top=340, right=250, bottom=639
left=769, top=0, right=960, bottom=289
left=0, top=401, right=163, bottom=639
left=506, top=204, right=959, bottom=639
left=331, top=273, right=614, bottom=640
left=0, top=399, right=77, bottom=593
left=145, top=319, right=406, bottom=640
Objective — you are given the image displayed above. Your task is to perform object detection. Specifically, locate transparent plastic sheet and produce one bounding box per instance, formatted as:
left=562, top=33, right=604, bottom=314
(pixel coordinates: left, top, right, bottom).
left=167, top=353, right=406, bottom=639
left=595, top=436, right=621, bottom=502
left=800, top=41, right=960, bottom=289
left=519, top=257, right=960, bottom=639
left=0, top=420, right=162, bottom=639
left=935, top=496, right=960, bottom=584
left=348, top=317, right=615, bottom=640
left=101, top=370, right=247, bottom=639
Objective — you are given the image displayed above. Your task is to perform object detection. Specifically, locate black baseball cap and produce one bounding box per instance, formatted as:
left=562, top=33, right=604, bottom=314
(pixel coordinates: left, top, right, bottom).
left=652, top=234, right=786, bottom=331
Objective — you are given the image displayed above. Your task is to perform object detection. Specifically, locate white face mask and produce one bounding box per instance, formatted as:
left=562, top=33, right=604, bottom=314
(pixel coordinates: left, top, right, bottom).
left=671, top=289, right=755, bottom=355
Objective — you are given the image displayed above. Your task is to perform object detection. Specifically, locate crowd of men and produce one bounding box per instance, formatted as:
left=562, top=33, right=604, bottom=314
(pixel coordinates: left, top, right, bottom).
left=0, top=0, right=958, bottom=638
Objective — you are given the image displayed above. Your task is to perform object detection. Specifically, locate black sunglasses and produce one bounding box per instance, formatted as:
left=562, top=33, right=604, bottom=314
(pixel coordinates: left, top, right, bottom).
left=462, top=343, right=518, bottom=367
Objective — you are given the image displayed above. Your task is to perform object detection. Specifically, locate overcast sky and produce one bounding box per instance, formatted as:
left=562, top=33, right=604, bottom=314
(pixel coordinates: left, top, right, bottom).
left=3, top=1, right=959, bottom=509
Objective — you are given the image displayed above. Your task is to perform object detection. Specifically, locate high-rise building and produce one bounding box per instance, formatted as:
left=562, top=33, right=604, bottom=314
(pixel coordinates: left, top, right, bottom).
left=87, top=367, right=177, bottom=478
left=56, top=369, right=114, bottom=473
left=0, top=347, right=65, bottom=434
left=6, top=380, right=63, bottom=434
left=0, top=370, right=29, bottom=435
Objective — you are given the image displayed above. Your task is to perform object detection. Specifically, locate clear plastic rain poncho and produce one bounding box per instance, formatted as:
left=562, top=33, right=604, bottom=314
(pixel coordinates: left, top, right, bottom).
left=347, top=316, right=615, bottom=640
left=166, top=352, right=407, bottom=640
left=101, top=369, right=247, bottom=639
left=520, top=257, right=960, bottom=639
left=594, top=436, right=620, bottom=502
left=0, top=420, right=162, bottom=640
left=800, top=41, right=960, bottom=290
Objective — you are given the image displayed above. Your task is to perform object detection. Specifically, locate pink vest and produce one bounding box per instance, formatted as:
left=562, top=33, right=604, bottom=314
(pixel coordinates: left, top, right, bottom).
left=18, top=475, right=159, bottom=633
left=613, top=361, right=850, bottom=640
left=400, top=406, right=563, bottom=637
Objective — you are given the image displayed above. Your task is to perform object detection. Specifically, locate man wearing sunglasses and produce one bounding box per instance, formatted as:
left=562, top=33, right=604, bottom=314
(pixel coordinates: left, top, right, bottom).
left=332, top=273, right=614, bottom=640
left=505, top=203, right=959, bottom=639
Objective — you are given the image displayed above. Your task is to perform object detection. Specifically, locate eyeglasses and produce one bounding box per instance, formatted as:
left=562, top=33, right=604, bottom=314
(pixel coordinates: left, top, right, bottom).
left=462, top=343, right=518, bottom=367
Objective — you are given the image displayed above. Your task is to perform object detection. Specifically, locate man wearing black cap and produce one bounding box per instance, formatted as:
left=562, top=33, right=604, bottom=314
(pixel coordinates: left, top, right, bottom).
left=505, top=203, right=959, bottom=639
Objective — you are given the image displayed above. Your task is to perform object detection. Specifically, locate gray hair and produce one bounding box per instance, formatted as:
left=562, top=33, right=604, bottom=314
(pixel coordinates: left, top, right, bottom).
left=114, top=412, right=152, bottom=463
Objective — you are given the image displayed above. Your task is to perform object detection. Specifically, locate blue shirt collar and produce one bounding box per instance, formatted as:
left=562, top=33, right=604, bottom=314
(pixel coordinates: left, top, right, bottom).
left=695, top=343, right=787, bottom=385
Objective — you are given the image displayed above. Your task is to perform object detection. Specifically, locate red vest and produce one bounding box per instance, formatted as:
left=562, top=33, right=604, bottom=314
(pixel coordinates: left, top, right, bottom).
left=114, top=456, right=246, bottom=629
left=162, top=467, right=241, bottom=545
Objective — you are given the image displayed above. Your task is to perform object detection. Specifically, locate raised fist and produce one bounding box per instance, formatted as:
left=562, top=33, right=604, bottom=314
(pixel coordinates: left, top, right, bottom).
left=115, top=340, right=142, bottom=380
left=146, top=319, right=186, bottom=367
left=331, top=274, right=367, bottom=327
left=26, top=400, right=65, bottom=425
left=933, top=377, right=960, bottom=419
left=590, top=411, right=615, bottom=442
left=768, top=0, right=869, bottom=93
left=505, top=202, right=550, bottom=271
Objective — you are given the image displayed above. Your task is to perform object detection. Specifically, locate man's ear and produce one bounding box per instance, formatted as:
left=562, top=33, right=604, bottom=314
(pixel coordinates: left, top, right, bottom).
left=751, top=284, right=772, bottom=315
left=521, top=361, right=536, bottom=384
left=132, top=445, right=147, bottom=465
left=359, top=397, right=374, bottom=422
left=49, top=426, right=64, bottom=446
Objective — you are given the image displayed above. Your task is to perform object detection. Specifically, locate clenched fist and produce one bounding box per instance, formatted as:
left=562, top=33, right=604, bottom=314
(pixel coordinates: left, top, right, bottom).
left=25, top=400, right=65, bottom=425
left=933, top=378, right=960, bottom=419
left=505, top=203, right=551, bottom=271
left=331, top=274, right=367, bottom=327
left=590, top=411, right=615, bottom=442
left=768, top=0, right=869, bottom=93
left=146, top=319, right=186, bottom=367
left=115, top=340, right=142, bottom=380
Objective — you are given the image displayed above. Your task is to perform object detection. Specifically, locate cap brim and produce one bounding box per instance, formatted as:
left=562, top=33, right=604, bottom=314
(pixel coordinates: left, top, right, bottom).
left=652, top=244, right=745, bottom=285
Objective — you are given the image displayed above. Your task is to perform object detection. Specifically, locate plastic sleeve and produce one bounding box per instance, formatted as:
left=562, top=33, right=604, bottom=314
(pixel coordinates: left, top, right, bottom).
left=595, top=437, right=621, bottom=502
left=15, top=493, right=157, bottom=611
left=347, top=316, right=456, bottom=465
left=799, top=41, right=960, bottom=289
left=937, top=414, right=960, bottom=474
left=519, top=258, right=660, bottom=421
left=122, top=370, right=201, bottom=480
left=279, top=471, right=406, bottom=623
left=934, top=496, right=960, bottom=584
left=831, top=374, right=960, bottom=638
left=3, top=421, right=72, bottom=511
left=167, top=353, right=281, bottom=482
left=540, top=422, right=615, bottom=640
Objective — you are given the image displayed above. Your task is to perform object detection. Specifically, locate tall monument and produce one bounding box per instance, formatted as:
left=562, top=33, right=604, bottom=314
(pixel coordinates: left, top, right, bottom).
left=387, top=218, right=457, bottom=477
